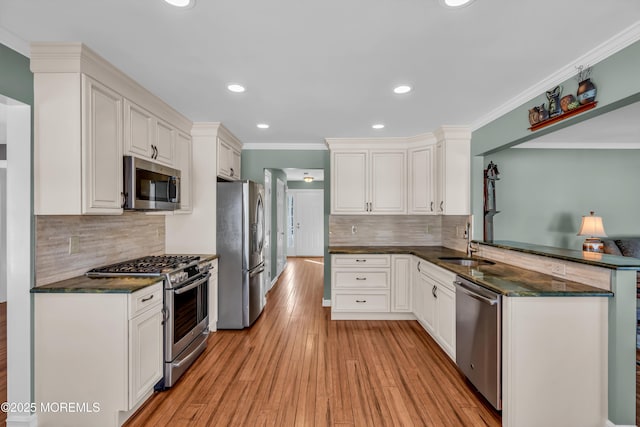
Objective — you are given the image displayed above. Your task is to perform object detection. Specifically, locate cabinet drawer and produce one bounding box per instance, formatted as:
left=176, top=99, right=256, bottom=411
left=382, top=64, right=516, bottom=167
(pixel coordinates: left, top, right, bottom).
left=333, top=292, right=390, bottom=312
left=333, top=270, right=390, bottom=289
left=417, top=259, right=456, bottom=291
left=129, top=282, right=163, bottom=318
left=332, top=254, right=391, bottom=268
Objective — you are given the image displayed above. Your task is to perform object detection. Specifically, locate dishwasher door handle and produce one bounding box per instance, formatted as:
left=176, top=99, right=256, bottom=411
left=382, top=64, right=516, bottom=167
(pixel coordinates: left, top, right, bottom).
left=455, top=281, right=499, bottom=305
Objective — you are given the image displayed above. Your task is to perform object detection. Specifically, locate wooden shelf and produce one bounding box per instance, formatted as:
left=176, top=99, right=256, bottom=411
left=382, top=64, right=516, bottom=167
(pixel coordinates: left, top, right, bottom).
left=528, top=101, right=597, bottom=132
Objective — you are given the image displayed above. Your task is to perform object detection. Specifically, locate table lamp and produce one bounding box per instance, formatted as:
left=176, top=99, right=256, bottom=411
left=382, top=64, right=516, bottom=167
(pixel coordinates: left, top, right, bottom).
left=577, top=211, right=607, bottom=252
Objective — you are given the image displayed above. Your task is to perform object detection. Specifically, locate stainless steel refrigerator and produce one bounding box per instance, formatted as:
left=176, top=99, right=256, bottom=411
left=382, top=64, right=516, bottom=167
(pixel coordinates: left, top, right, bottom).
left=216, top=180, right=265, bottom=329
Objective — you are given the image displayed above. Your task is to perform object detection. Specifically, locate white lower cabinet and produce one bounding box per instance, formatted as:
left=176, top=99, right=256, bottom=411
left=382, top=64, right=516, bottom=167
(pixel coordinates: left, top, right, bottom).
left=413, top=257, right=456, bottom=361
left=331, top=254, right=415, bottom=319
left=34, top=282, right=163, bottom=427
left=391, top=255, right=412, bottom=312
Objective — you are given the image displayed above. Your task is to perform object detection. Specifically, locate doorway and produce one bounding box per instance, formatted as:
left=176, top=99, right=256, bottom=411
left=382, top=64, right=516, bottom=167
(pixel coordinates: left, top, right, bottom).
left=0, top=94, right=32, bottom=424
left=263, top=170, right=273, bottom=292
left=276, top=178, right=287, bottom=275
left=287, top=190, right=324, bottom=257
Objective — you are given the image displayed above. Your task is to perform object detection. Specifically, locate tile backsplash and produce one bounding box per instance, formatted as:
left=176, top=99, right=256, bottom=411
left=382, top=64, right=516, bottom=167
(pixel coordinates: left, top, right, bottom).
left=36, top=212, right=165, bottom=286
left=329, top=215, right=442, bottom=246
left=329, top=214, right=470, bottom=250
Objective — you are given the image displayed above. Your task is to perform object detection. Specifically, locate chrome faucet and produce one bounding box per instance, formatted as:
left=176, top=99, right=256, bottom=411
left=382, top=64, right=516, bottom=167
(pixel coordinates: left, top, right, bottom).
left=465, top=222, right=478, bottom=257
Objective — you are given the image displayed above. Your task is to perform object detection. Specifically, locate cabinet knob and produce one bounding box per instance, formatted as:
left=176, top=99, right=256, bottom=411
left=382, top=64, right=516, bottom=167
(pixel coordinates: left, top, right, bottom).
left=439, top=201, right=444, bottom=212
left=230, top=167, right=235, bottom=177
left=120, top=192, right=127, bottom=209
left=430, top=201, right=434, bottom=212
left=355, top=300, right=367, bottom=303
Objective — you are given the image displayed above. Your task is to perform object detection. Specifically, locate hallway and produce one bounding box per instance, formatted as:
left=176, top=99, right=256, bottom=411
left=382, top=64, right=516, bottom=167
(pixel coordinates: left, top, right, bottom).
left=125, top=257, right=501, bottom=426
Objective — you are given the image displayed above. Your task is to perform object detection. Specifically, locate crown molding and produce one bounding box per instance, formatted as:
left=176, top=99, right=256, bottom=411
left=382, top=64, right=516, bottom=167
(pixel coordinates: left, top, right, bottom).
left=191, top=122, right=221, bottom=137
left=30, top=42, right=193, bottom=133
left=243, top=142, right=328, bottom=150
left=470, top=21, right=640, bottom=131
left=514, top=141, right=640, bottom=150
left=0, top=26, right=30, bottom=57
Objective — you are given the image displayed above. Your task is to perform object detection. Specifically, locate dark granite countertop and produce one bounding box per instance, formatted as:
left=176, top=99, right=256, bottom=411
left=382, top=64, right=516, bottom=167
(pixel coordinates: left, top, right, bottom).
left=476, top=240, right=640, bottom=270
left=31, top=276, right=162, bottom=294
left=329, top=245, right=612, bottom=297
left=32, top=253, right=218, bottom=294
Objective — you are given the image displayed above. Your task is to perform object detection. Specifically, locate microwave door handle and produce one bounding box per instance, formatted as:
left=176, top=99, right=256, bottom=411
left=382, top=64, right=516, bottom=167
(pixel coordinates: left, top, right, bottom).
left=175, top=176, right=180, bottom=204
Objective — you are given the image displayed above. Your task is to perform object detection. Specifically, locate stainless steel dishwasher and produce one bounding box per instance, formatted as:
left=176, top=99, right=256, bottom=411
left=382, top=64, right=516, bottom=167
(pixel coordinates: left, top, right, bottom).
left=455, top=276, right=502, bottom=410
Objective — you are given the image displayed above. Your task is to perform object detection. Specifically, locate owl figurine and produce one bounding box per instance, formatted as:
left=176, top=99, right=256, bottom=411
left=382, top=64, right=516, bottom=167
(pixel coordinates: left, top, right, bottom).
left=546, top=85, right=562, bottom=117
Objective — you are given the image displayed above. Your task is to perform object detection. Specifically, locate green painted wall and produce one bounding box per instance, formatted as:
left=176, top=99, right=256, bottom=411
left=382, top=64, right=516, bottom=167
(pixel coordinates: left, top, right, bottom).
left=0, top=43, right=33, bottom=105
left=287, top=180, right=324, bottom=190
left=242, top=149, right=331, bottom=300
left=470, top=39, right=640, bottom=426
left=471, top=40, right=640, bottom=245
left=485, top=149, right=640, bottom=249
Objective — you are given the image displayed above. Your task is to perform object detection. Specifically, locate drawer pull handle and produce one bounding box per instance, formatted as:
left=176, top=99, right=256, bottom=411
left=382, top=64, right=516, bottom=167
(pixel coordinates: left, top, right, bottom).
left=356, top=277, right=367, bottom=281
left=141, top=294, right=154, bottom=302
left=355, top=259, right=367, bottom=263
left=355, top=300, right=367, bottom=303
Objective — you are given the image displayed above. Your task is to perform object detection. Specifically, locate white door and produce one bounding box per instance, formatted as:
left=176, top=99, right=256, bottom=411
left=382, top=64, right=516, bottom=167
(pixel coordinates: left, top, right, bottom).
left=290, top=190, right=324, bottom=257
left=264, top=170, right=272, bottom=292
left=276, top=178, right=286, bottom=275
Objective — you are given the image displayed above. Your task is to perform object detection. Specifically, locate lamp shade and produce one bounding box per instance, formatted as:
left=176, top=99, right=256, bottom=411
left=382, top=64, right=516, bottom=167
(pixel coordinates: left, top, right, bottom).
left=577, top=211, right=607, bottom=237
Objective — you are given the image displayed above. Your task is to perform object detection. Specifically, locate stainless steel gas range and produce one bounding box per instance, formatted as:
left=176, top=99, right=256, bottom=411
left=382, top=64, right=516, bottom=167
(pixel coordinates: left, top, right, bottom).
left=86, top=255, right=214, bottom=388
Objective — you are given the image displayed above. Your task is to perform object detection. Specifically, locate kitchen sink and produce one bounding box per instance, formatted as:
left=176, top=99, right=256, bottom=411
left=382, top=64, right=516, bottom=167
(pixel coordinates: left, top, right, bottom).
left=438, top=257, right=495, bottom=267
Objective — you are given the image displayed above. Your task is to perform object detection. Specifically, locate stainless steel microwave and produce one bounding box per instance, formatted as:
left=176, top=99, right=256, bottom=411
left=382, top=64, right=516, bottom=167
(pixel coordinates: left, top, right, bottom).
left=123, top=156, right=180, bottom=211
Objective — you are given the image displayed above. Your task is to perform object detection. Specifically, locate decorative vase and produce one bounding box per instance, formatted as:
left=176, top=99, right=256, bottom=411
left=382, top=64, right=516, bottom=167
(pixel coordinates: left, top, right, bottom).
left=577, top=78, right=597, bottom=105
left=528, top=107, right=540, bottom=125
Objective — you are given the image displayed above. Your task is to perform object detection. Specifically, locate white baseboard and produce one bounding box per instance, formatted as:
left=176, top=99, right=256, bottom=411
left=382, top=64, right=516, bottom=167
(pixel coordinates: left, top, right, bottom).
left=6, top=413, right=37, bottom=427
left=606, top=420, right=637, bottom=427
left=322, top=298, right=331, bottom=307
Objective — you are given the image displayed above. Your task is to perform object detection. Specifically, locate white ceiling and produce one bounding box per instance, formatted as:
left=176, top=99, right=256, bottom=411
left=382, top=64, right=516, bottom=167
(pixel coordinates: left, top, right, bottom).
left=1, top=1, right=640, bottom=147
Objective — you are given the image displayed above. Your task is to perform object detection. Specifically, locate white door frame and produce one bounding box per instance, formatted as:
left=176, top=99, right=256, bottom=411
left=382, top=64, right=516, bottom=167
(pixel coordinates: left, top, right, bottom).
left=263, top=169, right=272, bottom=291
left=2, top=94, right=34, bottom=426
left=276, top=178, right=286, bottom=276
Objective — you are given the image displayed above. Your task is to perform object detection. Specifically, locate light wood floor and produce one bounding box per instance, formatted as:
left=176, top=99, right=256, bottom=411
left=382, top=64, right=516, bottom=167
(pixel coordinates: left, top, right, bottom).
left=125, top=257, right=501, bottom=426
left=0, top=302, right=5, bottom=426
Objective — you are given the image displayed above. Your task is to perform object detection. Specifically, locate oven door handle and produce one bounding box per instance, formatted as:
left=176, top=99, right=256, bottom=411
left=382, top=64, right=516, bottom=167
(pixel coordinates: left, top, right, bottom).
left=172, top=336, right=208, bottom=369
left=173, top=274, right=210, bottom=295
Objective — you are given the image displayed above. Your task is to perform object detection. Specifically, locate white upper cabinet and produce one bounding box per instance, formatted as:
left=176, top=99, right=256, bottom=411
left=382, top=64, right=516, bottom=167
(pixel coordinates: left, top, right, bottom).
left=154, top=118, right=175, bottom=166
left=124, top=100, right=154, bottom=159
left=408, top=144, right=436, bottom=215
left=329, top=141, right=406, bottom=215
left=124, top=100, right=176, bottom=167
left=31, top=43, right=192, bottom=215
left=370, top=150, right=406, bottom=214
left=434, top=127, right=471, bottom=215
left=331, top=151, right=368, bottom=214
left=82, top=75, right=124, bottom=214
left=328, top=131, right=468, bottom=217
left=217, top=126, right=243, bottom=181
left=174, top=131, right=192, bottom=213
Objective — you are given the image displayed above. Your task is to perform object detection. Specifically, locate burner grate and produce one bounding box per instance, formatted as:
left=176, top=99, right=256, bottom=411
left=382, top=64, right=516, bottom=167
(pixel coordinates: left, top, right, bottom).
left=86, top=255, right=201, bottom=276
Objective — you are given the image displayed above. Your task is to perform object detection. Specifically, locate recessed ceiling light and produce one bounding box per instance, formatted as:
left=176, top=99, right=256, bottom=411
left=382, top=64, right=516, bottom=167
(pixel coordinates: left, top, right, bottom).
left=227, top=84, right=246, bottom=93
left=440, top=0, right=475, bottom=7
left=372, top=124, right=385, bottom=130
left=393, top=85, right=412, bottom=94
left=257, top=123, right=270, bottom=129
left=164, top=0, right=193, bottom=7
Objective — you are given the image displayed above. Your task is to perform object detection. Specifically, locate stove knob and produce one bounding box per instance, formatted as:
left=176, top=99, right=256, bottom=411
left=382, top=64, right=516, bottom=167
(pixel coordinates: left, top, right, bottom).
left=169, top=273, right=178, bottom=283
